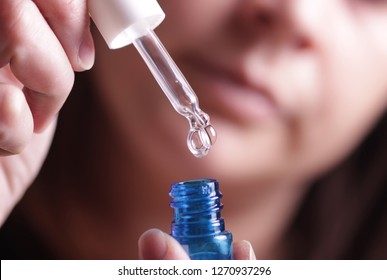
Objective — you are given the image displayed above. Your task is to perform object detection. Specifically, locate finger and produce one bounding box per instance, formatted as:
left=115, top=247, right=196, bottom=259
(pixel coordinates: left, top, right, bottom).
left=138, top=229, right=190, bottom=260
left=1, top=0, right=74, bottom=132
left=0, top=119, right=56, bottom=226
left=233, top=240, right=256, bottom=260
left=0, top=83, right=33, bottom=155
left=33, top=0, right=95, bottom=71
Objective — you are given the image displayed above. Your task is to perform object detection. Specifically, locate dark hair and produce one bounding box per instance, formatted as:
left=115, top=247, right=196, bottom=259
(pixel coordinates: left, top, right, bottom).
left=283, top=110, right=387, bottom=259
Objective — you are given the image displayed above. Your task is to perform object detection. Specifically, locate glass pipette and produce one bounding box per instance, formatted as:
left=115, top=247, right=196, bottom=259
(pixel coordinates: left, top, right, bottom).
left=133, top=29, right=216, bottom=158
left=89, top=0, right=216, bottom=157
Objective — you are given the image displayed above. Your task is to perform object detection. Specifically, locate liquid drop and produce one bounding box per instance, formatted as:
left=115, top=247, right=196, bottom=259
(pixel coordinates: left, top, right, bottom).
left=187, top=124, right=217, bottom=158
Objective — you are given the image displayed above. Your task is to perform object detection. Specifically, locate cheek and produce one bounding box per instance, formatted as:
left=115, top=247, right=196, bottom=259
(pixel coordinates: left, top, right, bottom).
left=292, top=26, right=387, bottom=178
left=320, top=21, right=387, bottom=134
left=157, top=0, right=237, bottom=50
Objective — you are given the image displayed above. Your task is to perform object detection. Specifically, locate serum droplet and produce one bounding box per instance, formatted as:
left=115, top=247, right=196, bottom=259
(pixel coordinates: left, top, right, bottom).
left=187, top=124, right=217, bottom=158
left=189, top=130, right=203, bottom=150
left=204, top=125, right=217, bottom=145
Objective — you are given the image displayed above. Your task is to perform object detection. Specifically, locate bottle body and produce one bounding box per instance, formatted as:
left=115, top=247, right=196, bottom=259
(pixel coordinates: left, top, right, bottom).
left=169, top=178, right=233, bottom=260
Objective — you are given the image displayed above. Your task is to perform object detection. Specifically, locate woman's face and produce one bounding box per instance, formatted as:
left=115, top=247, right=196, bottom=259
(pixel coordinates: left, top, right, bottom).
left=92, top=0, right=387, bottom=186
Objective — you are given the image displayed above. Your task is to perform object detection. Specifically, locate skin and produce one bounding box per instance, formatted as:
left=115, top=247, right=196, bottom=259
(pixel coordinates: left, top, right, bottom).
left=1, top=0, right=387, bottom=258
left=138, top=229, right=256, bottom=260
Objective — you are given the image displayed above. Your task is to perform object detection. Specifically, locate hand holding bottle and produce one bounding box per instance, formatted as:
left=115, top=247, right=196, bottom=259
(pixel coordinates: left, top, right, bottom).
left=0, top=0, right=95, bottom=225
left=138, top=229, right=256, bottom=260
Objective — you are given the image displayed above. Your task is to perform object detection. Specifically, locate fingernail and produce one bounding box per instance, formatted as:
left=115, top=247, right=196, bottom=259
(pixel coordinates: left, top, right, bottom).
left=247, top=241, right=256, bottom=260
left=78, top=31, right=95, bottom=70
left=138, top=229, right=167, bottom=260
left=242, top=240, right=256, bottom=260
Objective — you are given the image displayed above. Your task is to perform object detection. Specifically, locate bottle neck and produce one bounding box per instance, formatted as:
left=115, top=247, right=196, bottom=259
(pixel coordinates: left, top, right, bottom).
left=170, top=179, right=225, bottom=238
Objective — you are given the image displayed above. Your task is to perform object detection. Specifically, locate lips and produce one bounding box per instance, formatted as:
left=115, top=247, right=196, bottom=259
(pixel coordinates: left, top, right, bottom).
left=183, top=56, right=280, bottom=125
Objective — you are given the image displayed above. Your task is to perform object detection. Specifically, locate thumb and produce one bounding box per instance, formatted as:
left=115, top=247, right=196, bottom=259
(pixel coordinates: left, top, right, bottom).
left=233, top=240, right=257, bottom=260
left=138, top=228, right=190, bottom=260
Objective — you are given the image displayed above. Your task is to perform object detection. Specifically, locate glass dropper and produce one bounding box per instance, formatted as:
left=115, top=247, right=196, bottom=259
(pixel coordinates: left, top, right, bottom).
left=133, top=29, right=216, bottom=158
left=89, top=0, right=216, bottom=157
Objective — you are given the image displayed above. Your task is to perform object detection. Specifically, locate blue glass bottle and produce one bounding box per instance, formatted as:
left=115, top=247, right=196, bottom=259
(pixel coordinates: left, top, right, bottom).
left=169, top=178, right=233, bottom=260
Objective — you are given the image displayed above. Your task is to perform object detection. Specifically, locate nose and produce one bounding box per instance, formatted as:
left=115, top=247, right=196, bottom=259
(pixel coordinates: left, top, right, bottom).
left=239, top=0, right=281, bottom=34
left=237, top=0, right=313, bottom=50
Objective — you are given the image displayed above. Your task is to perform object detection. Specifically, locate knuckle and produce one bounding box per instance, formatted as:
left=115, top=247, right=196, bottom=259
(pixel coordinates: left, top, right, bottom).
left=55, top=67, right=75, bottom=98
left=47, top=0, right=86, bottom=25
left=0, top=1, right=38, bottom=75
left=0, top=1, right=37, bottom=45
left=44, top=67, right=74, bottom=100
left=63, top=70, right=75, bottom=96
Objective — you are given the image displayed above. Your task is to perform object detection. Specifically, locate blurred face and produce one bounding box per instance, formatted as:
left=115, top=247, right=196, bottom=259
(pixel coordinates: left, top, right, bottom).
left=92, top=0, right=387, bottom=187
